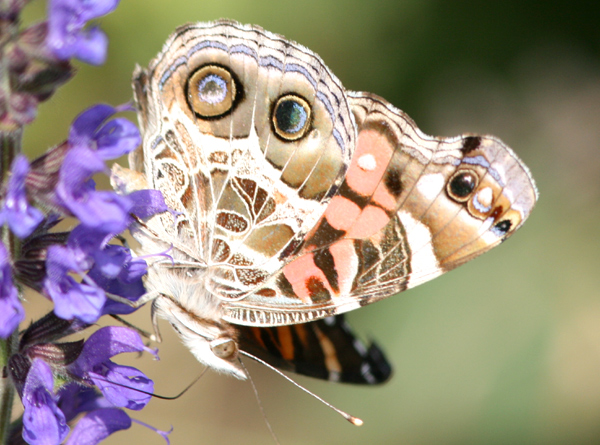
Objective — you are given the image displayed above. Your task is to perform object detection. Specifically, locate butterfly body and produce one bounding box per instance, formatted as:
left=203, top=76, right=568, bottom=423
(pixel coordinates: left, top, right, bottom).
left=112, top=20, right=536, bottom=384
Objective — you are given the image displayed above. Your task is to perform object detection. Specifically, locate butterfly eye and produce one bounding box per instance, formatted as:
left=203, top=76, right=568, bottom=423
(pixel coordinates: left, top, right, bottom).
left=210, top=338, right=238, bottom=359
left=272, top=94, right=311, bottom=141
left=187, top=65, right=236, bottom=118
left=447, top=169, right=479, bottom=202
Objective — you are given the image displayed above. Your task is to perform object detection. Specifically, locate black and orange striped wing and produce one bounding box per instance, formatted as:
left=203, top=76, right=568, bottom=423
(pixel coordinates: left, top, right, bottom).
left=238, top=315, right=391, bottom=384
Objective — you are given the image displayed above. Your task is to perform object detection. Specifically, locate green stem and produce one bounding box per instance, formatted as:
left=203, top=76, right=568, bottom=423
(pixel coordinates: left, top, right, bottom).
left=0, top=332, right=17, bottom=444
left=0, top=7, right=24, bottom=444
left=0, top=124, right=23, bottom=445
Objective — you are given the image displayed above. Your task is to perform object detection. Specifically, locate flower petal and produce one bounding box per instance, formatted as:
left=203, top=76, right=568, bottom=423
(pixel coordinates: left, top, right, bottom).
left=129, top=189, right=170, bottom=219
left=89, top=363, right=153, bottom=410
left=66, top=408, right=131, bottom=445
left=46, top=274, right=106, bottom=323
left=95, top=117, right=141, bottom=159
left=2, top=155, right=43, bottom=238
left=69, top=104, right=116, bottom=144
left=67, top=0, right=121, bottom=22
left=72, top=26, right=108, bottom=66
left=45, top=247, right=106, bottom=323
left=22, top=359, right=70, bottom=445
left=66, top=224, right=112, bottom=262
left=57, top=180, right=133, bottom=234
left=73, top=326, right=148, bottom=367
left=46, top=0, right=118, bottom=65
left=58, top=383, right=112, bottom=421
left=0, top=242, right=24, bottom=338
left=87, top=245, right=147, bottom=315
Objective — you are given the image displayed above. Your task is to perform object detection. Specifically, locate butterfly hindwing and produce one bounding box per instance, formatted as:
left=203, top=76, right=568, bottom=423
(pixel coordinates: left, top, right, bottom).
left=238, top=315, right=391, bottom=384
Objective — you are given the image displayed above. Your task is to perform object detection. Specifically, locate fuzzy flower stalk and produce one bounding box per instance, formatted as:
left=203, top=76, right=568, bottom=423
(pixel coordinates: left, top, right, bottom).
left=0, top=0, right=171, bottom=443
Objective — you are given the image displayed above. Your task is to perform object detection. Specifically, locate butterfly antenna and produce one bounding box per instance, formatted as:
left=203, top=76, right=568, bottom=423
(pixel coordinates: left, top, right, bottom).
left=238, top=359, right=280, bottom=445
left=239, top=351, right=363, bottom=426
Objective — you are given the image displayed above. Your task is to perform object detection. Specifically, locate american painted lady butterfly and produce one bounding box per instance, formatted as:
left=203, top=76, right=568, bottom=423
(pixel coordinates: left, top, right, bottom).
left=112, top=20, right=537, bottom=387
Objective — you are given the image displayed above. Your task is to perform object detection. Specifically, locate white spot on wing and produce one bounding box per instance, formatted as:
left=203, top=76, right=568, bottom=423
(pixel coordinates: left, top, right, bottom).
left=398, top=210, right=442, bottom=288
left=473, top=186, right=493, bottom=212
left=416, top=173, right=445, bottom=201
left=357, top=153, right=377, bottom=171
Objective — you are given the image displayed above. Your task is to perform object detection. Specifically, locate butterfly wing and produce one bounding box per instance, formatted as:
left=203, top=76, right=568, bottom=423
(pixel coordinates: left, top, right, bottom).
left=124, top=20, right=356, bottom=289
left=121, top=21, right=536, bottom=328
left=223, top=92, right=537, bottom=326
left=238, top=314, right=391, bottom=384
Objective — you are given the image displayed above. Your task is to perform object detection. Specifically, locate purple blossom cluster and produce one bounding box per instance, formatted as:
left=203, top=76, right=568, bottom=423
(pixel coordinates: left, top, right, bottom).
left=10, top=318, right=162, bottom=444
left=0, top=0, right=172, bottom=443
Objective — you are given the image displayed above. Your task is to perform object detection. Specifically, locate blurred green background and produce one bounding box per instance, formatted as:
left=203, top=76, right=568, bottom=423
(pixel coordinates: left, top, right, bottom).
left=20, top=0, right=600, bottom=443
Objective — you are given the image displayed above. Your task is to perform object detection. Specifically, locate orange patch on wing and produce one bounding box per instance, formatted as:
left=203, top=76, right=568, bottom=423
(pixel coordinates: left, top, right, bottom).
left=347, top=205, right=391, bottom=238
left=372, top=183, right=397, bottom=211
left=329, top=240, right=358, bottom=296
left=282, top=253, right=334, bottom=303
left=346, top=129, right=394, bottom=197
left=324, top=196, right=361, bottom=231
left=276, top=326, right=294, bottom=360
left=294, top=324, right=309, bottom=347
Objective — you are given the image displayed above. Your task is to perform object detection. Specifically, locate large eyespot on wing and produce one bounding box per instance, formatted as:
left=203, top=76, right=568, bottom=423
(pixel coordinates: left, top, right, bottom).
left=446, top=169, right=479, bottom=202
left=271, top=94, right=312, bottom=141
left=187, top=64, right=237, bottom=118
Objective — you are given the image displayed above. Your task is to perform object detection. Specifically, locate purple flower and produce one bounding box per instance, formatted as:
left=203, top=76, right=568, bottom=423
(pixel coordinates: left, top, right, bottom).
left=67, top=408, right=131, bottom=444
left=42, top=223, right=149, bottom=322
left=55, top=104, right=141, bottom=233
left=69, top=104, right=140, bottom=160
left=129, top=189, right=172, bottom=219
left=69, top=326, right=155, bottom=410
left=58, top=384, right=133, bottom=444
left=45, top=243, right=107, bottom=323
left=10, top=320, right=160, bottom=444
left=57, top=384, right=171, bottom=445
left=58, top=383, right=111, bottom=422
left=0, top=241, right=24, bottom=338
left=0, top=155, right=43, bottom=238
left=22, top=358, right=70, bottom=445
left=88, top=244, right=147, bottom=316
left=46, top=0, right=120, bottom=65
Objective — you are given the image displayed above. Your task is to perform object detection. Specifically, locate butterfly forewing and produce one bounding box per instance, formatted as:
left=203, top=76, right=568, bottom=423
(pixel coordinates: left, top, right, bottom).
left=223, top=92, right=537, bottom=326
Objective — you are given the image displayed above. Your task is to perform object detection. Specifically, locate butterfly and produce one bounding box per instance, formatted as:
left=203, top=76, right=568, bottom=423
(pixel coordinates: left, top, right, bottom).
left=111, top=20, right=537, bottom=387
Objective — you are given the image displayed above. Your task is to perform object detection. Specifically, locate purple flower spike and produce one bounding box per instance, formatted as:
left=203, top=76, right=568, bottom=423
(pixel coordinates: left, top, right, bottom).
left=67, top=408, right=131, bottom=445
left=0, top=242, right=24, bottom=338
left=0, top=155, right=43, bottom=238
left=47, top=0, right=120, bottom=65
left=69, top=326, right=156, bottom=410
left=22, top=359, right=70, bottom=445
left=45, top=245, right=106, bottom=323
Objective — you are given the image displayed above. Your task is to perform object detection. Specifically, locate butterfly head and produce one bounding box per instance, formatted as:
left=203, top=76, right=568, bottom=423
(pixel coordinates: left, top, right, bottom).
left=153, top=295, right=247, bottom=380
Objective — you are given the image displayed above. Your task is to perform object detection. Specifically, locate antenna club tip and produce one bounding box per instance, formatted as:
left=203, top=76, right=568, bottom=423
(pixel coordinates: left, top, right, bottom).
left=349, top=416, right=364, bottom=426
